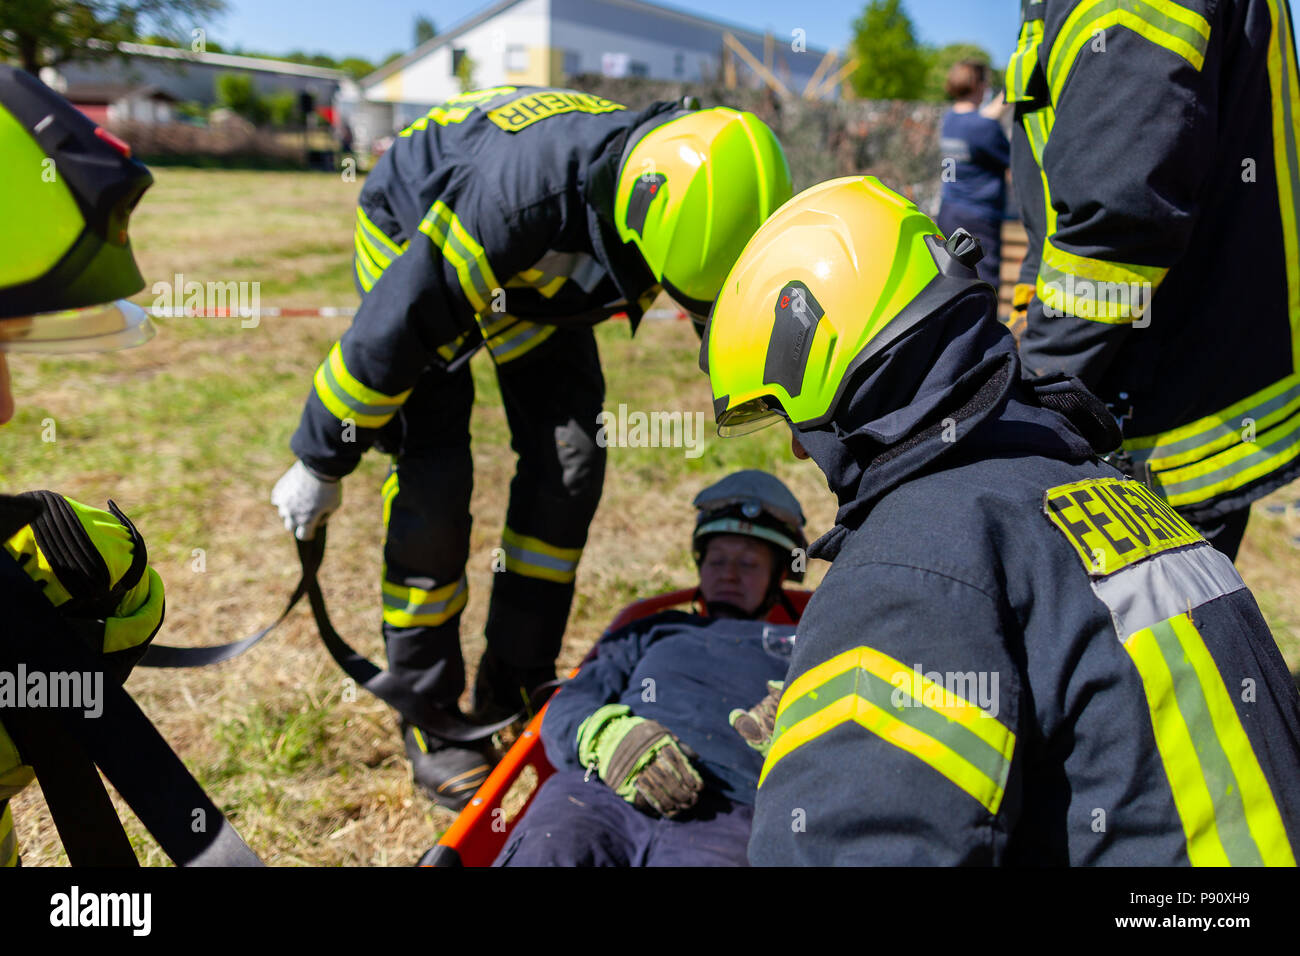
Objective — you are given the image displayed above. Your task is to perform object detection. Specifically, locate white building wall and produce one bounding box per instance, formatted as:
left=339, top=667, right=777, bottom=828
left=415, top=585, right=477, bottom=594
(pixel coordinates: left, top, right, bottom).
left=369, top=0, right=554, bottom=109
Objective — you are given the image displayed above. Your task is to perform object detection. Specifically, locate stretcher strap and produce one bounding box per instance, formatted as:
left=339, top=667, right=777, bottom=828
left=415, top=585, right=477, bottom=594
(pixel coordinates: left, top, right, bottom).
left=0, top=556, right=263, bottom=867
left=141, top=527, right=552, bottom=744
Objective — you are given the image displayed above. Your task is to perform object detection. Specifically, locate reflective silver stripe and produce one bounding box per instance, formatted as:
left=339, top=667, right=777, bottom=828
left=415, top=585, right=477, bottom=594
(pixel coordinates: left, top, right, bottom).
left=503, top=543, right=578, bottom=574
left=1092, top=544, right=1245, bottom=639
left=320, top=358, right=402, bottom=418
left=1126, top=381, right=1300, bottom=465
left=1275, top=0, right=1300, bottom=253
left=383, top=576, right=467, bottom=617
left=489, top=321, right=550, bottom=360
left=1157, top=417, right=1300, bottom=498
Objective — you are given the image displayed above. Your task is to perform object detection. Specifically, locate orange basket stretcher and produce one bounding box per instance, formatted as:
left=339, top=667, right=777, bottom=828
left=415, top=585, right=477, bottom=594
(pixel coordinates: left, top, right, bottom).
left=420, top=586, right=811, bottom=867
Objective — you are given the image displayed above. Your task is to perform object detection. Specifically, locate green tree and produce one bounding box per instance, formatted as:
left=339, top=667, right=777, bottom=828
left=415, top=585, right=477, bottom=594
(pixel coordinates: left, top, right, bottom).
left=215, top=72, right=268, bottom=124
left=924, top=42, right=1002, bottom=101
left=338, top=57, right=376, bottom=80
left=455, top=51, right=477, bottom=93
left=0, top=0, right=227, bottom=73
left=414, top=15, right=437, bottom=47
left=848, top=0, right=929, bottom=100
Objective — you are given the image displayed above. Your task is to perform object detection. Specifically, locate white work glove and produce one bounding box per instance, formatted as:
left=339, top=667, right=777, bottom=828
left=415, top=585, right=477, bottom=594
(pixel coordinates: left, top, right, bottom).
left=271, top=460, right=342, bottom=540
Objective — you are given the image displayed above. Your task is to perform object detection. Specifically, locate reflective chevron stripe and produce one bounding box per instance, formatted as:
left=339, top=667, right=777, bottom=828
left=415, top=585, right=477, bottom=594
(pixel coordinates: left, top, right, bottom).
left=1048, top=0, right=1211, bottom=102
left=761, top=646, right=1014, bottom=815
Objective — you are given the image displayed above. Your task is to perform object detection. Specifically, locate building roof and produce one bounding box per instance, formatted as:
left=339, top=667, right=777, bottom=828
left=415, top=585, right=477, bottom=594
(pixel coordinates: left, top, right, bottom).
left=116, top=41, right=348, bottom=81
left=360, top=0, right=829, bottom=90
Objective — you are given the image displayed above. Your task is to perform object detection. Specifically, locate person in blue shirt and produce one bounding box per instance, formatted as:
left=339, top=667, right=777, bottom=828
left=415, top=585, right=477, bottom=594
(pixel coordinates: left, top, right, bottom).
left=937, top=60, right=1010, bottom=289
left=491, top=471, right=807, bottom=867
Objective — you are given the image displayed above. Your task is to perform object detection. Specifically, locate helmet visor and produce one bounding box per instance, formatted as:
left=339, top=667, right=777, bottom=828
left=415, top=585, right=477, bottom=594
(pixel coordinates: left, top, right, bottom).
left=716, top=396, right=784, bottom=437
left=0, top=300, right=155, bottom=354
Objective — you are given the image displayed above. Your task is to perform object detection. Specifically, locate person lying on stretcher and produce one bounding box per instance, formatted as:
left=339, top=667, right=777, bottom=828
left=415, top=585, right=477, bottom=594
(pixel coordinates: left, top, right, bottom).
left=493, top=470, right=807, bottom=867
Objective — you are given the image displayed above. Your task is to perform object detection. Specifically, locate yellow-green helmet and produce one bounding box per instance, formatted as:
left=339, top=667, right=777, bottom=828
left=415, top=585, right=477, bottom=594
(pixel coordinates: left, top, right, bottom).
left=615, top=106, right=792, bottom=318
left=701, top=176, right=992, bottom=435
left=0, top=66, right=155, bottom=352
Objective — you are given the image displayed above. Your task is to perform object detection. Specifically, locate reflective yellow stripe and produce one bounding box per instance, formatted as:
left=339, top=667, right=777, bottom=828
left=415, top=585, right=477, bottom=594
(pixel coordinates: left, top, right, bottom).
left=1, top=802, right=16, bottom=867
left=354, top=254, right=374, bottom=293
left=500, top=526, right=582, bottom=583
left=312, top=342, right=411, bottom=428
left=1151, top=409, right=1300, bottom=507
left=506, top=268, right=567, bottom=298
left=1124, top=614, right=1295, bottom=866
left=398, top=86, right=518, bottom=136
left=1006, top=19, right=1044, bottom=103
left=1049, top=0, right=1211, bottom=102
left=1125, top=374, right=1300, bottom=468
left=382, top=575, right=469, bottom=627
left=436, top=331, right=471, bottom=363
left=418, top=201, right=499, bottom=314
left=1263, top=0, right=1300, bottom=372
left=354, top=236, right=381, bottom=293
left=486, top=318, right=556, bottom=365
left=381, top=469, right=398, bottom=528
left=356, top=206, right=406, bottom=262
left=1037, top=239, right=1166, bottom=323
left=762, top=647, right=1014, bottom=814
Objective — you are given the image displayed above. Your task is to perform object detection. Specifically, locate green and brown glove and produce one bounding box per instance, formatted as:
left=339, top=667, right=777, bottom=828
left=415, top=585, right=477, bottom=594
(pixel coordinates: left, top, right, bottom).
left=729, top=680, right=784, bottom=757
left=577, top=704, right=704, bottom=817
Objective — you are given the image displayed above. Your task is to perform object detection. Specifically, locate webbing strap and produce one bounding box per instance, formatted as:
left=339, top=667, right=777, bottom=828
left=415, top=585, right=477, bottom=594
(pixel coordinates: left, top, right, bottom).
left=0, top=556, right=263, bottom=867
left=2, top=708, right=139, bottom=867
left=142, top=528, right=545, bottom=744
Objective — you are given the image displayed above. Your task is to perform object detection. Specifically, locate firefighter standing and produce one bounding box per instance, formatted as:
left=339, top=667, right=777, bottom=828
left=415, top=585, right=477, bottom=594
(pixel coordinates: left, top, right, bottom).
left=703, top=176, right=1300, bottom=865
left=271, top=86, right=792, bottom=809
left=1007, top=0, right=1300, bottom=557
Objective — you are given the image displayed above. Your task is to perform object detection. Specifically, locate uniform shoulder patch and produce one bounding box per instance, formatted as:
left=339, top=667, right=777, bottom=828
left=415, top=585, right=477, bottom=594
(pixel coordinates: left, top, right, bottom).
left=1043, top=477, right=1204, bottom=577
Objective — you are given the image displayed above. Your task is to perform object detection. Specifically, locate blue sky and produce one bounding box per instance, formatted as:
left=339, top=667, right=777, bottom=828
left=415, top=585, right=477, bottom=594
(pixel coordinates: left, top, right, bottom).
left=207, top=0, right=1020, bottom=66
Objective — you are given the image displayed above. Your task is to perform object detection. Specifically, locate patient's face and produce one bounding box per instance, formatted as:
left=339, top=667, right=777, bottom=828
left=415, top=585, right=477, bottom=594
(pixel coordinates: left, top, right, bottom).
left=699, top=535, right=777, bottom=617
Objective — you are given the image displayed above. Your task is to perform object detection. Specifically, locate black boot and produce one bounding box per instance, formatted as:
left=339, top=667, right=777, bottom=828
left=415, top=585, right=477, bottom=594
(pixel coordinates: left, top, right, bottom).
left=471, top=649, right=556, bottom=724
left=401, top=721, right=490, bottom=812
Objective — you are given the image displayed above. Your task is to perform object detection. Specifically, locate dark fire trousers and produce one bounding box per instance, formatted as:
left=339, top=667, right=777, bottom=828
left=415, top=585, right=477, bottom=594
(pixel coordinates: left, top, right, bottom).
left=374, top=327, right=606, bottom=712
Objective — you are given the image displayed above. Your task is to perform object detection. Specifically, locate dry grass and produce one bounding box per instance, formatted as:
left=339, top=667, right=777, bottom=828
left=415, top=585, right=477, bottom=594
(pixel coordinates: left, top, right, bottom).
left=4, top=168, right=1299, bottom=866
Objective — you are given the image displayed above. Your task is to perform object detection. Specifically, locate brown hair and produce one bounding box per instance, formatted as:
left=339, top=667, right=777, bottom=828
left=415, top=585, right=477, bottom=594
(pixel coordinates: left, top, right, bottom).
left=945, top=60, right=989, bottom=101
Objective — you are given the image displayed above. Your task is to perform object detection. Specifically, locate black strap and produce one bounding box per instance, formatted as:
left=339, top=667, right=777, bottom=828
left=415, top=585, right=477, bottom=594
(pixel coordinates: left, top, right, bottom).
left=3, top=708, right=139, bottom=867
left=142, top=526, right=533, bottom=744
left=0, top=555, right=262, bottom=867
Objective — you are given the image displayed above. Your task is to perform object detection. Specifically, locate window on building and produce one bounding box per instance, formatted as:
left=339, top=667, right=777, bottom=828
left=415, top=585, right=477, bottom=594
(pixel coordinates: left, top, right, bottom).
left=451, top=48, right=466, bottom=76
left=673, top=52, right=684, bottom=77
left=629, top=60, right=649, bottom=78
left=506, top=44, right=529, bottom=72
left=563, top=50, right=581, bottom=76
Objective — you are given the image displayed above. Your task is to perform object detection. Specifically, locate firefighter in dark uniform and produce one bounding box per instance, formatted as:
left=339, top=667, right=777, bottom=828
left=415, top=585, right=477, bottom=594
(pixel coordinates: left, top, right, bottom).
left=271, top=86, right=792, bottom=809
left=702, top=176, right=1300, bottom=865
left=1006, top=0, right=1300, bottom=558
left=0, top=67, right=258, bottom=866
